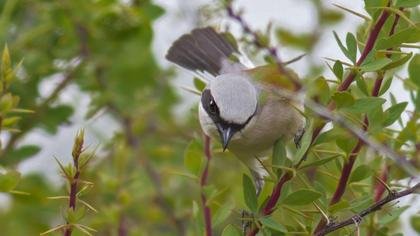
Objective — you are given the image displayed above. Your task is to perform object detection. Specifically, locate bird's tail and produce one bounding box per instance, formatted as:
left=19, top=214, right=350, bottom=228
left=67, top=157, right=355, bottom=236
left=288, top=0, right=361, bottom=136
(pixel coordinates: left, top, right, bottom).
left=165, top=27, right=239, bottom=76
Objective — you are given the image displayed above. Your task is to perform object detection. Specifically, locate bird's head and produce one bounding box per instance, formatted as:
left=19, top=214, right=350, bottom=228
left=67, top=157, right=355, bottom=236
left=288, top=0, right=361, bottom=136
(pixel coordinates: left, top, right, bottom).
left=199, top=73, right=258, bottom=150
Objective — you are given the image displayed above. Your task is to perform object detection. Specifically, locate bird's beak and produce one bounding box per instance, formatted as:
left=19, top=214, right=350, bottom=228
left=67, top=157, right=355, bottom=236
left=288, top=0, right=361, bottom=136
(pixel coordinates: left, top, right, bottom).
left=217, top=125, right=234, bottom=152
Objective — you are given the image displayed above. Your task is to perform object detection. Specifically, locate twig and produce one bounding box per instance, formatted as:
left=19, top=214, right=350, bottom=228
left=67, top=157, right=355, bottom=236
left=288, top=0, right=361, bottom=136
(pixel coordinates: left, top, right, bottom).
left=225, top=2, right=410, bottom=235
left=226, top=3, right=302, bottom=90
left=337, top=1, right=391, bottom=92
left=314, top=183, right=420, bottom=236
left=297, top=1, right=393, bottom=167
left=314, top=9, right=403, bottom=233
left=201, top=135, right=213, bottom=236
left=118, top=216, right=127, bottom=236
left=64, top=130, right=84, bottom=236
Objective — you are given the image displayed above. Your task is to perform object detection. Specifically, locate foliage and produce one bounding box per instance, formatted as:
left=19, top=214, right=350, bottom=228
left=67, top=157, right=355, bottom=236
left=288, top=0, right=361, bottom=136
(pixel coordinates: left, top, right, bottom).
left=0, top=0, right=418, bottom=236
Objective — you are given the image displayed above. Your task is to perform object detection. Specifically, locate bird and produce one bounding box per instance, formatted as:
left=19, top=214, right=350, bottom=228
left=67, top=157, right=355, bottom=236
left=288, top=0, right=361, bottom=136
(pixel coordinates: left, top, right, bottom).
left=166, top=27, right=304, bottom=194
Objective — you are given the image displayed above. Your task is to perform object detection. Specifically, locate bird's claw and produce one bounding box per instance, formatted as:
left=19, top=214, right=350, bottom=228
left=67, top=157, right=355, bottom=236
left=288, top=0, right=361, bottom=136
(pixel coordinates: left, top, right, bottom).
left=294, top=128, right=305, bottom=149
left=241, top=210, right=254, bottom=235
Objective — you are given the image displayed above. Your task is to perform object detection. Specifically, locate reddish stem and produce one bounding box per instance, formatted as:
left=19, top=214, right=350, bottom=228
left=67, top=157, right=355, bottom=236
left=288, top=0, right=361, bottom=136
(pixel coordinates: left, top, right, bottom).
left=314, top=8, right=402, bottom=233
left=337, top=3, right=390, bottom=92
left=64, top=166, right=80, bottom=236
left=262, top=173, right=293, bottom=216
left=201, top=135, right=212, bottom=236
left=374, top=165, right=390, bottom=202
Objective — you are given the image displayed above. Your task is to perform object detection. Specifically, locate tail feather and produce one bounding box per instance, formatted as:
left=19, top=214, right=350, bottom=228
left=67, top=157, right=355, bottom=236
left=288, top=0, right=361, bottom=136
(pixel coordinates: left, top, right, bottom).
left=166, top=27, right=238, bottom=76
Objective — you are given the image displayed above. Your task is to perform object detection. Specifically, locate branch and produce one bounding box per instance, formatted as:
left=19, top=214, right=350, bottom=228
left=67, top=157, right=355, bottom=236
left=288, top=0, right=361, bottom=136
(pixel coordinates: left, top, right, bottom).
left=337, top=1, right=391, bottom=92
left=64, top=130, right=84, bottom=236
left=314, top=182, right=420, bottom=236
left=314, top=9, right=404, bottom=233
left=225, top=1, right=405, bottom=236
left=297, top=1, right=393, bottom=166
left=226, top=3, right=302, bottom=90
left=201, top=135, right=213, bottom=236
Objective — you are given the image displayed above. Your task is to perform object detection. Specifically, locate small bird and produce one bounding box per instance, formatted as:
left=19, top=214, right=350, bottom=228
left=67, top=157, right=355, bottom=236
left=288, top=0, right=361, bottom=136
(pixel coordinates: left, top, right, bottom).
left=166, top=27, right=304, bottom=193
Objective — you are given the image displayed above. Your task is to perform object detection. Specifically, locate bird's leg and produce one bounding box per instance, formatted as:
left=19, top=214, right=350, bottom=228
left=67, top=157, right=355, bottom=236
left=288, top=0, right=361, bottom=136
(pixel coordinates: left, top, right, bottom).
left=294, top=128, right=305, bottom=149
left=251, top=169, right=264, bottom=197
left=241, top=210, right=254, bottom=235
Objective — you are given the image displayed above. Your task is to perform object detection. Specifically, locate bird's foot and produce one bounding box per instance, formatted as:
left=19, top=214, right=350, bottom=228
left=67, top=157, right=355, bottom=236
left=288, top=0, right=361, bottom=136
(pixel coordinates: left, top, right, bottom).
left=294, top=128, right=306, bottom=149
left=241, top=210, right=255, bottom=235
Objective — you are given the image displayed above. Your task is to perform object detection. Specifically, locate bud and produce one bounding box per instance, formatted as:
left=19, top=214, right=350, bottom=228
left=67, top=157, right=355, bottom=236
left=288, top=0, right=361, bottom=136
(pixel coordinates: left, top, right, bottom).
left=72, top=129, right=84, bottom=160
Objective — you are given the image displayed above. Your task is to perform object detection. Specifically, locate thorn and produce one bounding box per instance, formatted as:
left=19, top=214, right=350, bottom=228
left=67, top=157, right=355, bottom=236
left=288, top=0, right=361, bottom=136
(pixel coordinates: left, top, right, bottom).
left=313, top=203, right=330, bottom=225
left=374, top=175, right=393, bottom=194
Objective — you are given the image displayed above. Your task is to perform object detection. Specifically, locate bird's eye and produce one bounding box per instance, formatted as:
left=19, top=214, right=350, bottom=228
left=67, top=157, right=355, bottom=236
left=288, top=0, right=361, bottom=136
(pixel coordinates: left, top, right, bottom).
left=209, top=99, right=217, bottom=114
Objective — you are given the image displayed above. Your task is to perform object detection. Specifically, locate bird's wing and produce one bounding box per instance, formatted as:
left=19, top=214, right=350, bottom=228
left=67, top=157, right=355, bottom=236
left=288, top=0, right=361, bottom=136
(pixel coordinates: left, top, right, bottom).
left=166, top=27, right=243, bottom=76
left=245, top=64, right=299, bottom=92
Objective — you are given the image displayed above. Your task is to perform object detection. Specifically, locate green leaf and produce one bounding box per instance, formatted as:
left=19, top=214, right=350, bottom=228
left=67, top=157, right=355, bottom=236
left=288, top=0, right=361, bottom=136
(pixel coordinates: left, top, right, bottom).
left=355, top=74, right=369, bottom=96
left=1, top=45, right=14, bottom=87
left=395, top=0, right=420, bottom=8
left=332, top=91, right=355, bottom=109
left=378, top=76, right=394, bottom=96
left=193, top=77, right=206, bottom=92
left=299, top=155, right=339, bottom=169
left=184, top=139, right=203, bottom=176
left=283, top=189, right=322, bottom=205
left=276, top=29, right=313, bottom=50
left=333, top=31, right=353, bottom=63
left=333, top=60, right=343, bottom=81
left=260, top=217, right=287, bottom=232
left=346, top=33, right=357, bottom=63
left=5, top=145, right=41, bottom=165
left=376, top=26, right=420, bottom=49
left=328, top=200, right=350, bottom=214
left=308, top=76, right=331, bottom=104
left=272, top=139, right=287, bottom=177
left=410, top=215, right=420, bottom=233
left=243, top=174, right=258, bottom=212
left=378, top=206, right=409, bottom=225
left=336, top=135, right=357, bottom=154
left=143, top=3, right=165, bottom=19
left=294, top=120, right=313, bottom=163
left=42, top=105, right=74, bottom=134
left=349, top=165, right=372, bottom=182
left=383, top=102, right=408, bottom=127
left=409, top=54, right=420, bottom=87
left=221, top=224, right=241, bottom=236
left=213, top=202, right=233, bottom=227
left=344, top=97, right=386, bottom=113
left=367, top=107, right=385, bottom=134
left=0, top=169, right=21, bottom=192
left=383, top=52, right=413, bottom=70
left=360, top=57, right=392, bottom=72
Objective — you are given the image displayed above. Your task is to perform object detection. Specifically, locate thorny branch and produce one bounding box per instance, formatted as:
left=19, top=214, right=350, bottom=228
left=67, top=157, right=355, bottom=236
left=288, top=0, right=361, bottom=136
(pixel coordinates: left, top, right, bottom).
left=314, top=7, right=404, bottom=233
left=226, top=1, right=417, bottom=235
left=314, top=183, right=420, bottom=236
left=64, top=130, right=84, bottom=236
